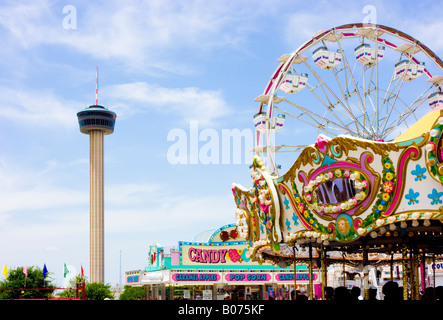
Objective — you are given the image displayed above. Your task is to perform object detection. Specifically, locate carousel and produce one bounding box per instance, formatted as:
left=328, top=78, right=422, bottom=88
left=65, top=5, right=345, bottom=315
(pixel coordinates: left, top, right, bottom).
left=232, top=23, right=443, bottom=300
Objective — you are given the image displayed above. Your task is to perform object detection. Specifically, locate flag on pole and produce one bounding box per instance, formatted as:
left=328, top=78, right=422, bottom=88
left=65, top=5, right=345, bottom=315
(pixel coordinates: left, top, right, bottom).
left=23, top=265, right=28, bottom=288
left=2, top=264, right=7, bottom=279
left=43, top=264, right=48, bottom=279
left=64, top=263, right=69, bottom=278
left=81, top=265, right=84, bottom=278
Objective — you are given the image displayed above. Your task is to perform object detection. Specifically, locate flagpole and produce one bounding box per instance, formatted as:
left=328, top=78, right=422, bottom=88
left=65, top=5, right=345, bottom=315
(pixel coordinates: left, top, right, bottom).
left=43, top=264, right=48, bottom=288
left=23, top=265, right=27, bottom=288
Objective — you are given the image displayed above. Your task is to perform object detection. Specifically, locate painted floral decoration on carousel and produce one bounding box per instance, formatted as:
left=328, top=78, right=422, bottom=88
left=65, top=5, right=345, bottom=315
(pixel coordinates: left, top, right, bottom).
left=250, top=158, right=271, bottom=227
left=251, top=172, right=271, bottom=216
left=359, top=156, right=396, bottom=231
left=234, top=208, right=250, bottom=240
left=426, top=116, right=443, bottom=183
left=250, top=156, right=280, bottom=252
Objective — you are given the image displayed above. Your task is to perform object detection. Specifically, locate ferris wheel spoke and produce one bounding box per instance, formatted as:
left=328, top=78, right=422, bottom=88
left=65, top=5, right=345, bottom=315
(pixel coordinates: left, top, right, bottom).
left=304, top=72, right=365, bottom=136
left=277, top=98, right=358, bottom=136
left=334, top=34, right=367, bottom=115
left=339, top=35, right=379, bottom=139
left=274, top=105, right=325, bottom=129
left=376, top=75, right=405, bottom=137
left=273, top=106, right=343, bottom=137
left=373, top=30, right=382, bottom=137
left=332, top=67, right=372, bottom=137
left=304, top=61, right=376, bottom=139
left=363, top=54, right=379, bottom=113
left=388, top=86, right=435, bottom=132
left=302, top=60, right=354, bottom=118
left=303, top=82, right=357, bottom=133
left=362, top=86, right=379, bottom=135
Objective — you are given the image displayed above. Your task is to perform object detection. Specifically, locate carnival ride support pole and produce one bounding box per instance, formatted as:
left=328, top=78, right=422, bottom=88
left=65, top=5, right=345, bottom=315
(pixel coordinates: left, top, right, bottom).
left=308, top=242, right=313, bottom=300
left=390, top=254, right=394, bottom=281
left=414, top=251, right=420, bottom=300
left=402, top=245, right=408, bottom=300
left=293, top=244, right=297, bottom=299
left=362, top=248, right=369, bottom=300
left=321, top=244, right=327, bottom=300
left=409, top=247, right=414, bottom=299
left=433, top=254, right=436, bottom=295
left=421, top=252, right=426, bottom=295
left=410, top=246, right=419, bottom=300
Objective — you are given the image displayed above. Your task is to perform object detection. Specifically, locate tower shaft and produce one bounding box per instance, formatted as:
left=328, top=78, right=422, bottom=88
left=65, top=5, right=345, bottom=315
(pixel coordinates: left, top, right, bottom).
left=78, top=103, right=116, bottom=284
left=89, top=129, right=105, bottom=283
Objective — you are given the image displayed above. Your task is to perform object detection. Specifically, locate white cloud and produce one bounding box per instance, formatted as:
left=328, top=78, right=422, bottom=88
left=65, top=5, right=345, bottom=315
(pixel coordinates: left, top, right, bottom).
left=281, top=1, right=443, bottom=58
left=0, top=158, right=88, bottom=214
left=0, top=86, right=79, bottom=131
left=0, top=0, right=264, bottom=74
left=104, top=82, right=231, bottom=126
left=405, top=21, right=443, bottom=54
left=283, top=2, right=373, bottom=48
left=0, top=80, right=230, bottom=131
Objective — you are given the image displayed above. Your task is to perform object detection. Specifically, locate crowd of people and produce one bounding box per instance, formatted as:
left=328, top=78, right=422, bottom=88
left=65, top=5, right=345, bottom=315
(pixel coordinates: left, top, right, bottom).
left=292, top=282, right=443, bottom=300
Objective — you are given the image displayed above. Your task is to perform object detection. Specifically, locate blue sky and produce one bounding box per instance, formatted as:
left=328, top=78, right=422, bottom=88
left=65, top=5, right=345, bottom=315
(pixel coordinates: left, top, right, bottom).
left=1, top=0, right=443, bottom=287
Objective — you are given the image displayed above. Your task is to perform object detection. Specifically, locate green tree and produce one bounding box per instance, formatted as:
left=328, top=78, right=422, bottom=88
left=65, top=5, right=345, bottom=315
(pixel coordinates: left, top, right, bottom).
left=119, top=285, right=145, bottom=300
left=0, top=266, right=56, bottom=299
left=58, top=274, right=87, bottom=299
left=58, top=274, right=113, bottom=300
left=86, top=282, right=113, bottom=300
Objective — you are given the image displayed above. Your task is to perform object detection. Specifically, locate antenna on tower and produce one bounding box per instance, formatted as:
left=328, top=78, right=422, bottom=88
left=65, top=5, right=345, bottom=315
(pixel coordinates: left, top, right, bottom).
left=95, top=66, right=98, bottom=106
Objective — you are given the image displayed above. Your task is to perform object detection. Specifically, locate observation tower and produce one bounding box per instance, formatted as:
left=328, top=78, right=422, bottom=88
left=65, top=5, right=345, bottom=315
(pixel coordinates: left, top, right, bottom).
left=77, top=71, right=116, bottom=283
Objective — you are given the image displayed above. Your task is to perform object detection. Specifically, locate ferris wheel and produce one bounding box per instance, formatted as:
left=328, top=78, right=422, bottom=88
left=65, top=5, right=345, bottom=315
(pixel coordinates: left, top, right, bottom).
left=253, top=23, right=443, bottom=176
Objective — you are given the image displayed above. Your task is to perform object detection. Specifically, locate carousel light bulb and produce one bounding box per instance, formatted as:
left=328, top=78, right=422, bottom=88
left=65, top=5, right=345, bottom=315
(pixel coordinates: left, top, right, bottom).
left=424, top=212, right=433, bottom=219
left=430, top=129, right=440, bottom=137
left=426, top=143, right=435, bottom=152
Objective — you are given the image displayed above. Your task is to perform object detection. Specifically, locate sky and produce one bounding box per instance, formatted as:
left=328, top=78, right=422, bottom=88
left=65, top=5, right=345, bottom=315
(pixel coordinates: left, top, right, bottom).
left=1, top=0, right=443, bottom=288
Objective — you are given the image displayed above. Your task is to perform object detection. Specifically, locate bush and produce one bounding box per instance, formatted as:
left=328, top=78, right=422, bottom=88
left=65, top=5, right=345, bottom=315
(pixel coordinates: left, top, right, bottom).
left=119, top=285, right=145, bottom=300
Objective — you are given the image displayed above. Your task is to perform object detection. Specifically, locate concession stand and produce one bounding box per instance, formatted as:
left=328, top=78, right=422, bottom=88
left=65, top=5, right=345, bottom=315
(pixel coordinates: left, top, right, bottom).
left=125, top=224, right=321, bottom=300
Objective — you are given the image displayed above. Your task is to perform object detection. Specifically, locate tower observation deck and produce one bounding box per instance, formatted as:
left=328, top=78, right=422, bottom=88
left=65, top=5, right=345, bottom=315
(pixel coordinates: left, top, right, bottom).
left=77, top=105, right=116, bottom=135
left=77, top=104, right=117, bottom=283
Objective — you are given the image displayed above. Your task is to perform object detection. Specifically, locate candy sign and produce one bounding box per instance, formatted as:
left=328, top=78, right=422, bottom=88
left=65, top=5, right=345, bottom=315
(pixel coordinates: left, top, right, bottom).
left=180, top=242, right=257, bottom=266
